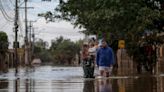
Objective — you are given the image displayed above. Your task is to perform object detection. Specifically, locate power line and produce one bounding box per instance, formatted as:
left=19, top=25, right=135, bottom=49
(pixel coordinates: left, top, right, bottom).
left=6, top=0, right=14, bottom=10
left=0, top=0, right=14, bottom=22
left=0, top=8, right=13, bottom=22
left=5, top=0, right=15, bottom=14
left=0, top=5, right=13, bottom=22
left=0, top=0, right=24, bottom=39
left=0, top=1, right=12, bottom=20
left=0, top=0, right=14, bottom=20
left=8, top=0, right=15, bottom=6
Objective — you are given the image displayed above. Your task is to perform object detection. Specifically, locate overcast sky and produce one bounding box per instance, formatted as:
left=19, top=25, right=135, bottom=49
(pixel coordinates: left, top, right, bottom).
left=0, top=0, right=84, bottom=48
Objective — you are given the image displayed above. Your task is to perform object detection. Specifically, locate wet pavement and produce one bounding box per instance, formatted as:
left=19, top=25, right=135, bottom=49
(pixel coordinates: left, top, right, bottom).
left=0, top=66, right=163, bottom=92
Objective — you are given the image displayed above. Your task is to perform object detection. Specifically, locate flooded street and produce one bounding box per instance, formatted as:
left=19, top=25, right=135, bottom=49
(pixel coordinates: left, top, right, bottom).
left=0, top=66, right=163, bottom=92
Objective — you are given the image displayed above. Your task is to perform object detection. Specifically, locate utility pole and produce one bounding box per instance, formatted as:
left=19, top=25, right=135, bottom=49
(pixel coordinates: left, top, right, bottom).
left=14, top=0, right=19, bottom=74
left=28, top=21, right=36, bottom=63
left=21, top=0, right=34, bottom=66
left=18, top=1, right=34, bottom=66
left=29, top=21, right=33, bottom=42
left=32, top=27, right=35, bottom=58
left=24, top=0, right=29, bottom=66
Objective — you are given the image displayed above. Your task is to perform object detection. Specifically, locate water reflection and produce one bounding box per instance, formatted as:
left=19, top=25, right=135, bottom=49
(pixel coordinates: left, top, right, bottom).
left=83, top=77, right=164, bottom=92
left=83, top=80, right=95, bottom=92
left=13, top=78, right=34, bottom=92
left=0, top=79, right=8, bottom=92
left=132, top=77, right=157, bottom=92
left=97, top=79, right=112, bottom=92
left=0, top=66, right=163, bottom=92
left=83, top=79, right=113, bottom=92
left=25, top=79, right=29, bottom=92
left=115, top=77, right=164, bottom=92
left=117, top=79, right=126, bottom=92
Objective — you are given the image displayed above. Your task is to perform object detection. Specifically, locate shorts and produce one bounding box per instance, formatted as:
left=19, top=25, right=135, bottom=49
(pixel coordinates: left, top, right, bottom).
left=99, top=66, right=113, bottom=74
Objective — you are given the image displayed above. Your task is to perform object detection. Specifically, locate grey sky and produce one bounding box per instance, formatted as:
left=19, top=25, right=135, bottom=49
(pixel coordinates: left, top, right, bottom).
left=0, top=0, right=84, bottom=48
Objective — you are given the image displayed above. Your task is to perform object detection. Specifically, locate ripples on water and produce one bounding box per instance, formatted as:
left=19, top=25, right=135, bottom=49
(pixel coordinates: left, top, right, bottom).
left=0, top=66, right=163, bottom=92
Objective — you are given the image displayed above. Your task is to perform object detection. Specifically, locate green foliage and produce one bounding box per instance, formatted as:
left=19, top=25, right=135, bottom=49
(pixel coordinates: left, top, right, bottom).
left=34, top=39, right=51, bottom=62
left=50, top=36, right=81, bottom=65
left=0, top=31, right=8, bottom=72
left=38, top=0, right=164, bottom=63
left=54, top=0, right=164, bottom=62
left=0, top=31, right=8, bottom=54
left=54, top=0, right=164, bottom=42
left=38, top=11, right=54, bottom=22
left=34, top=37, right=82, bottom=65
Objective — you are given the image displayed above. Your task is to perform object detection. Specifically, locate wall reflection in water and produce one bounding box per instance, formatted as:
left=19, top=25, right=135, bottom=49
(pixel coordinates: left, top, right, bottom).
left=83, top=77, right=164, bottom=92
left=0, top=79, right=8, bottom=92
left=114, top=77, right=161, bottom=92
left=14, top=78, right=35, bottom=92
left=0, top=77, right=163, bottom=92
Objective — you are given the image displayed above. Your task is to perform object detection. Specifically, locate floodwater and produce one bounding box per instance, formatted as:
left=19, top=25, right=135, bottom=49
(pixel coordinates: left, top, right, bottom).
left=0, top=66, right=163, bottom=92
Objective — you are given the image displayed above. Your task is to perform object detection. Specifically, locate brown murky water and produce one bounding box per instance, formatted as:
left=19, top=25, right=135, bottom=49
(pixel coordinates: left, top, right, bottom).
left=0, top=66, right=163, bottom=92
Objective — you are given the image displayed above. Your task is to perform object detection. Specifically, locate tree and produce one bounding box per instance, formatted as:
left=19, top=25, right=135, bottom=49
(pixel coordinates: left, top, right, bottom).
left=33, top=39, right=51, bottom=63
left=54, top=0, right=164, bottom=60
left=49, top=36, right=64, bottom=52
left=0, top=31, right=8, bottom=72
left=74, top=39, right=83, bottom=64
left=32, top=37, right=82, bottom=66
left=38, top=0, right=164, bottom=69
left=50, top=36, right=81, bottom=65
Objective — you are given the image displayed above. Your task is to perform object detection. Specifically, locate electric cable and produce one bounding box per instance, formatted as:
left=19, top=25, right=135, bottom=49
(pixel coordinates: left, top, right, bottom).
left=0, top=0, right=14, bottom=19
left=0, top=0, right=14, bottom=22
